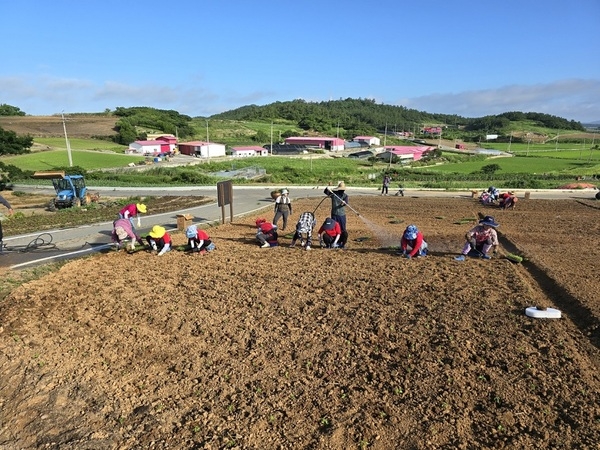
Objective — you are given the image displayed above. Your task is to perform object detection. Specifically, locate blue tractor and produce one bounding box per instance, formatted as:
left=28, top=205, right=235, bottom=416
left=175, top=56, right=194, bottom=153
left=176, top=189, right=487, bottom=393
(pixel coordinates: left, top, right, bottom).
left=33, top=171, right=89, bottom=210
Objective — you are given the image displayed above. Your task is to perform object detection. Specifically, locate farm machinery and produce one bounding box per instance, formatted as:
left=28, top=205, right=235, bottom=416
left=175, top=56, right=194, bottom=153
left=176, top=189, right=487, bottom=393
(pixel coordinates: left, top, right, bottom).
left=33, top=171, right=91, bottom=210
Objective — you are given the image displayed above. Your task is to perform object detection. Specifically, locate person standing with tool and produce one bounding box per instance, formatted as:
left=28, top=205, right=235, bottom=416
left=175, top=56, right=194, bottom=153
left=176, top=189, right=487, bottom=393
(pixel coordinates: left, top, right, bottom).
left=0, top=194, right=14, bottom=251
left=324, top=181, right=349, bottom=248
left=454, top=215, right=499, bottom=261
left=273, top=189, right=292, bottom=231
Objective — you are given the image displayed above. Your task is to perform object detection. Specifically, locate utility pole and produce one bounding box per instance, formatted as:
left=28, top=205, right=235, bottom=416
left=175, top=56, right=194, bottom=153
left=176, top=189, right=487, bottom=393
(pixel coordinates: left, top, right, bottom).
left=270, top=121, right=273, bottom=156
left=206, top=120, right=210, bottom=162
left=61, top=111, right=73, bottom=167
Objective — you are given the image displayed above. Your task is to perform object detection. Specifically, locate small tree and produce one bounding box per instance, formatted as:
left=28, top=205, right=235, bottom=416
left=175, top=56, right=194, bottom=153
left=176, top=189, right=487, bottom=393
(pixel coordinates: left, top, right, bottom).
left=481, top=163, right=501, bottom=175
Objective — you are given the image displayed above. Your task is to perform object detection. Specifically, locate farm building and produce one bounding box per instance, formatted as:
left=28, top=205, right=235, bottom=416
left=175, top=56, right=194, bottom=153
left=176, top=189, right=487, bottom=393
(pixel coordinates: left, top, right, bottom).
left=128, top=140, right=171, bottom=156
left=264, top=144, right=308, bottom=155
left=178, top=141, right=226, bottom=158
left=156, top=135, right=177, bottom=153
left=231, top=146, right=270, bottom=158
left=347, top=150, right=374, bottom=159
left=284, top=136, right=345, bottom=152
left=353, top=136, right=380, bottom=146
left=376, top=146, right=434, bottom=163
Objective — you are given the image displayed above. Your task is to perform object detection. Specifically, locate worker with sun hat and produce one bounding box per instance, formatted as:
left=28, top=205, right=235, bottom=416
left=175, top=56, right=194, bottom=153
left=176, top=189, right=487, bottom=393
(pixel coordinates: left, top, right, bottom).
left=146, top=225, right=172, bottom=256
left=119, top=202, right=147, bottom=229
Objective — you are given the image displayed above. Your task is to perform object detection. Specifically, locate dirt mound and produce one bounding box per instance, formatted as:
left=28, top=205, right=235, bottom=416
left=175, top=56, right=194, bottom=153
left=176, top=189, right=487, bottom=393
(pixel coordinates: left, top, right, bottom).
left=1, top=197, right=599, bottom=449
left=0, top=115, right=118, bottom=138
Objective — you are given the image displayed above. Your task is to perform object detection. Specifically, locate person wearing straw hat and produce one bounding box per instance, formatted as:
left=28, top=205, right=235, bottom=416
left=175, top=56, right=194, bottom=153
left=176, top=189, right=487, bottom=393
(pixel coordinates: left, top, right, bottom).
left=324, top=181, right=349, bottom=247
left=119, top=202, right=147, bottom=229
left=273, top=188, right=292, bottom=231
left=111, top=217, right=142, bottom=251
left=185, top=224, right=215, bottom=255
left=454, top=215, right=499, bottom=261
left=400, top=224, right=428, bottom=258
left=146, top=225, right=172, bottom=256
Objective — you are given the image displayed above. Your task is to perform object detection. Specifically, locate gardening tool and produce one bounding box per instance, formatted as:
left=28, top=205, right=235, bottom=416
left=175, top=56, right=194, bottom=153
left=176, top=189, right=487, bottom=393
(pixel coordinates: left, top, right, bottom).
left=327, top=190, right=361, bottom=217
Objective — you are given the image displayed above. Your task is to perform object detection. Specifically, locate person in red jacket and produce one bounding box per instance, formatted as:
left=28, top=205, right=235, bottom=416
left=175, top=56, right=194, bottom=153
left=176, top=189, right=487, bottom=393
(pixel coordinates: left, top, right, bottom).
left=318, top=217, right=346, bottom=249
left=146, top=225, right=172, bottom=256
left=119, top=203, right=147, bottom=229
left=185, top=224, right=215, bottom=254
left=255, top=218, right=278, bottom=248
left=400, top=224, right=428, bottom=258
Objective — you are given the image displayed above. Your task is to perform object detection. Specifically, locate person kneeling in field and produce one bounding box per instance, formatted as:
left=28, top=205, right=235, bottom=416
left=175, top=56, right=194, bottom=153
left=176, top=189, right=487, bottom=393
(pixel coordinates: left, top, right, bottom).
left=499, top=191, right=518, bottom=210
left=112, top=218, right=142, bottom=251
left=185, top=224, right=215, bottom=255
left=146, top=225, right=172, bottom=256
left=318, top=217, right=347, bottom=249
left=454, top=216, right=499, bottom=261
left=290, top=211, right=317, bottom=251
left=400, top=225, right=428, bottom=258
left=255, top=218, right=279, bottom=248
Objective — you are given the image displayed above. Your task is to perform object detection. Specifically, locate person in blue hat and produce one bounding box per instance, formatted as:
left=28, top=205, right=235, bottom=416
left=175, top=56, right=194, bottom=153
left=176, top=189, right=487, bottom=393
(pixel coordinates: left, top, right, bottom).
left=400, top=225, right=428, bottom=258
left=454, top=215, right=499, bottom=261
left=185, top=224, right=215, bottom=255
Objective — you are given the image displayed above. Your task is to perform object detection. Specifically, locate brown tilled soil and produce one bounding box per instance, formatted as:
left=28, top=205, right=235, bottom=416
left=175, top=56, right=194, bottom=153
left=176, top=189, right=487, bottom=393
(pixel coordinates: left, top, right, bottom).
left=0, top=116, right=118, bottom=139
left=0, top=196, right=599, bottom=449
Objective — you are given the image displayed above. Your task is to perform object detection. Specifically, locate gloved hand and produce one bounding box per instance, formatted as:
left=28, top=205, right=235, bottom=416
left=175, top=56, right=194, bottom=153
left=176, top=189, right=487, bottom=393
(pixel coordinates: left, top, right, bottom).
left=469, top=239, right=477, bottom=248
left=332, top=243, right=339, bottom=248
left=405, top=253, right=411, bottom=259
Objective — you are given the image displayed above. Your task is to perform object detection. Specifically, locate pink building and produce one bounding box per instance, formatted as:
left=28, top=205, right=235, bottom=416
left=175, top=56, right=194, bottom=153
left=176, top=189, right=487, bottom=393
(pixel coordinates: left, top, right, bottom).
left=284, top=136, right=345, bottom=152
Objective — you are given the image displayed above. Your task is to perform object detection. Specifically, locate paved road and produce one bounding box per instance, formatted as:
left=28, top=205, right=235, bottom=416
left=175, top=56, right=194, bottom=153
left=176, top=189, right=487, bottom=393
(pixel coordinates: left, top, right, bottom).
left=2, top=185, right=597, bottom=269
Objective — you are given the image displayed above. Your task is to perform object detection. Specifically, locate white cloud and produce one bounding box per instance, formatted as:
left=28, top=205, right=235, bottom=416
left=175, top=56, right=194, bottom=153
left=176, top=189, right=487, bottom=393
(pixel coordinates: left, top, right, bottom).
left=397, top=79, right=600, bottom=123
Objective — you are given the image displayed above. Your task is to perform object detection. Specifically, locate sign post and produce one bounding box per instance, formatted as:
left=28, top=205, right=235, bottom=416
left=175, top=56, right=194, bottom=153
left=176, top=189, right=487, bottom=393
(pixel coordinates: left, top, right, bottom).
left=217, top=180, right=233, bottom=224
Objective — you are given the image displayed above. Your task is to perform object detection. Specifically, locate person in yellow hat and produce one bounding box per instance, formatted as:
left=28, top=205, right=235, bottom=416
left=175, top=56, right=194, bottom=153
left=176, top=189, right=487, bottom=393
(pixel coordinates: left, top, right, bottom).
left=119, top=202, right=147, bottom=229
left=146, top=225, right=172, bottom=256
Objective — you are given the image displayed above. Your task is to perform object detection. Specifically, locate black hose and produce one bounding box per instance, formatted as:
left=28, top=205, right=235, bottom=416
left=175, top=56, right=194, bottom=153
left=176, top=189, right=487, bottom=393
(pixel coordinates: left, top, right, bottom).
left=2, top=233, right=58, bottom=253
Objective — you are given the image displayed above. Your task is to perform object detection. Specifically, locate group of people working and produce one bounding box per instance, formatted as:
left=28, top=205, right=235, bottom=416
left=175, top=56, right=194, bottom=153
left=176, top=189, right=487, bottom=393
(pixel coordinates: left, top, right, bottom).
left=256, top=181, right=350, bottom=250
left=480, top=186, right=518, bottom=210
left=111, top=202, right=215, bottom=256
left=108, top=182, right=500, bottom=261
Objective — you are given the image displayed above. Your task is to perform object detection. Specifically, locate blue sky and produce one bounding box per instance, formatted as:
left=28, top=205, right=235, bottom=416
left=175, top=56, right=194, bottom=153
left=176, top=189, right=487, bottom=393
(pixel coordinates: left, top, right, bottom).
left=1, top=0, right=599, bottom=123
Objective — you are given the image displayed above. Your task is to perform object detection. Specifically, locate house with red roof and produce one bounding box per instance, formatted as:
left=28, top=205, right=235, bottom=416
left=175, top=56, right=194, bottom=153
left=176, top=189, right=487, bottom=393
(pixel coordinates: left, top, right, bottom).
left=284, top=136, right=345, bottom=152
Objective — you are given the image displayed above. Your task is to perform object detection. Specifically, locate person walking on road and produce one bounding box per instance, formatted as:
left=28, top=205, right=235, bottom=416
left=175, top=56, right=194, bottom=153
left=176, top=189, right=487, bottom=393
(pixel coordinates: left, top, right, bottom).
left=324, top=181, right=349, bottom=247
left=273, top=189, right=292, bottom=231
left=0, top=194, right=14, bottom=252
left=381, top=175, right=391, bottom=196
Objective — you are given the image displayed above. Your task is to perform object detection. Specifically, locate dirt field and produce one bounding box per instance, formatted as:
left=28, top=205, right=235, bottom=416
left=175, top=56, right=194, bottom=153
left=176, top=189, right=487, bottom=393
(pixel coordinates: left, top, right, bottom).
left=0, top=115, right=118, bottom=139
left=1, top=196, right=599, bottom=449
